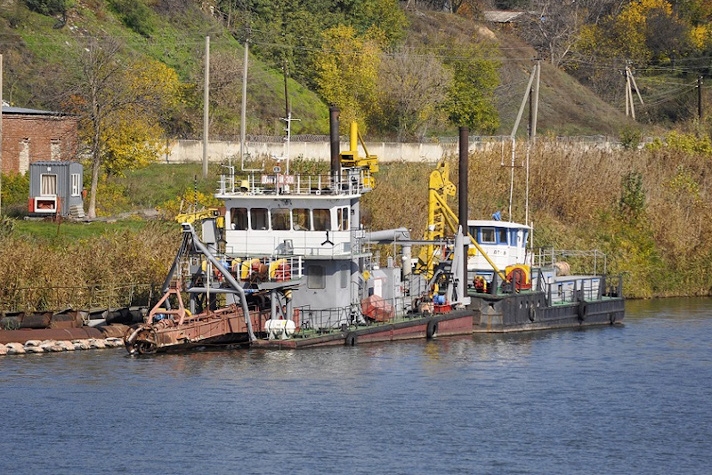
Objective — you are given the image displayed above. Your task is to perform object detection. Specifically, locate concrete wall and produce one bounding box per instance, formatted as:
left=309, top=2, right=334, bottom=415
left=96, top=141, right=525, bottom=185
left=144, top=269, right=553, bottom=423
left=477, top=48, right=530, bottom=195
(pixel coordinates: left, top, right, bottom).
left=166, top=136, right=620, bottom=165
left=165, top=139, right=459, bottom=164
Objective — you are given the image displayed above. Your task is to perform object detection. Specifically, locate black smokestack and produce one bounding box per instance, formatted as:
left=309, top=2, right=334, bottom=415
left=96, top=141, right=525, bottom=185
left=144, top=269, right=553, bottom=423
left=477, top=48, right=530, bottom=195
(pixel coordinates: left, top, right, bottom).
left=459, top=127, right=469, bottom=276
left=329, top=106, right=340, bottom=176
left=458, top=127, right=469, bottom=230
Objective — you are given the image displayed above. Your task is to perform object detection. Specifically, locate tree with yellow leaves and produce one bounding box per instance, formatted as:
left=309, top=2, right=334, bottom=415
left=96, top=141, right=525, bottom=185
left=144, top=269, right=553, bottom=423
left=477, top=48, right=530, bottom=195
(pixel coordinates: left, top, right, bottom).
left=312, top=25, right=382, bottom=130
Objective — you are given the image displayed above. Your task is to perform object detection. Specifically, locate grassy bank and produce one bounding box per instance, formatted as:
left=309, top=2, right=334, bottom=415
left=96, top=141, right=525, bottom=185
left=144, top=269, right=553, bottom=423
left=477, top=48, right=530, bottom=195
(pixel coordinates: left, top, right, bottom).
left=1, top=140, right=711, bottom=312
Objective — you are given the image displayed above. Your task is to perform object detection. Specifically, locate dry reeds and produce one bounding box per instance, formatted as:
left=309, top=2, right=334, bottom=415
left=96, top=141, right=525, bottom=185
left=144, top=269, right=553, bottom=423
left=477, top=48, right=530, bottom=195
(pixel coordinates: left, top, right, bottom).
left=0, top=222, right=178, bottom=312
left=3, top=140, right=712, bottom=305
left=366, top=138, right=712, bottom=298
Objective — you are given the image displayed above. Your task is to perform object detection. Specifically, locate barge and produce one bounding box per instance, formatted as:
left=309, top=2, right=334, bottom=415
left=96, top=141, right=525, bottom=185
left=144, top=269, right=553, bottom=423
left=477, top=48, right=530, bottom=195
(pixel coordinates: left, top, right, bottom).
left=124, top=109, right=623, bottom=354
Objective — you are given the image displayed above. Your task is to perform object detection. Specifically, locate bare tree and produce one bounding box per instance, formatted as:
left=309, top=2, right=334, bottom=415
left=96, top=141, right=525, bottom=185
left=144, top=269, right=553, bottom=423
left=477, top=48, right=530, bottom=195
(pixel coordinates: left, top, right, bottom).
left=377, top=49, right=452, bottom=140
left=78, top=38, right=124, bottom=219
left=70, top=38, right=179, bottom=218
left=194, top=50, right=246, bottom=138
left=518, top=0, right=623, bottom=67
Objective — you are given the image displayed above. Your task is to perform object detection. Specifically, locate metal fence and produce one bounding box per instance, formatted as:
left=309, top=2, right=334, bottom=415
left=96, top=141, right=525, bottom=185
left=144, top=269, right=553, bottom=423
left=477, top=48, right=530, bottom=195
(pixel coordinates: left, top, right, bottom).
left=0, top=283, right=156, bottom=313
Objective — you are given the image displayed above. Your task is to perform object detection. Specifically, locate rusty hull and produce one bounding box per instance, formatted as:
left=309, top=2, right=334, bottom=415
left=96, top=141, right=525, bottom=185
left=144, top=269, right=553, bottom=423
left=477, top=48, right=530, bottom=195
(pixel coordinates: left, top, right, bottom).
left=125, top=304, right=266, bottom=354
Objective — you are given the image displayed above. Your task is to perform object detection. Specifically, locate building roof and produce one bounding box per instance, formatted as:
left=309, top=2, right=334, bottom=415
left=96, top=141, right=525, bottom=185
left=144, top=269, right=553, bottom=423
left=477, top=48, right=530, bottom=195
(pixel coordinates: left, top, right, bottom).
left=2, top=105, right=67, bottom=116
left=484, top=11, right=526, bottom=23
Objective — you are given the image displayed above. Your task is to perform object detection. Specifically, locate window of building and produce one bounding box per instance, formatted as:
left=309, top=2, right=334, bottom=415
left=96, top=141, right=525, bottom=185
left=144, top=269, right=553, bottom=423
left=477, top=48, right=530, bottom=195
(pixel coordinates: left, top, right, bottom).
left=313, top=208, right=331, bottom=231
left=307, top=265, right=325, bottom=289
left=40, top=174, right=57, bottom=196
left=19, top=139, right=30, bottom=174
left=230, top=208, right=248, bottom=230
left=251, top=208, right=268, bottom=230
left=50, top=139, right=61, bottom=160
left=70, top=173, right=81, bottom=196
left=271, top=208, right=290, bottom=230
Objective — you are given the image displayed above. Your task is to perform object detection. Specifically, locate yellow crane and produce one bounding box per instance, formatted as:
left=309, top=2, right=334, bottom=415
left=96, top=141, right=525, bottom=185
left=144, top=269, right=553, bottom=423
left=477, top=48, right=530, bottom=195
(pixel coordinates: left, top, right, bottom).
left=415, top=160, right=508, bottom=283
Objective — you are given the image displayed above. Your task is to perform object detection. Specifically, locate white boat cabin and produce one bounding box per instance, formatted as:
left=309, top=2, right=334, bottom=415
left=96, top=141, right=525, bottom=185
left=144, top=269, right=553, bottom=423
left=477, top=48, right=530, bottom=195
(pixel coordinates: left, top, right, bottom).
left=215, top=169, right=378, bottom=330
left=467, top=219, right=530, bottom=277
left=217, top=170, right=371, bottom=258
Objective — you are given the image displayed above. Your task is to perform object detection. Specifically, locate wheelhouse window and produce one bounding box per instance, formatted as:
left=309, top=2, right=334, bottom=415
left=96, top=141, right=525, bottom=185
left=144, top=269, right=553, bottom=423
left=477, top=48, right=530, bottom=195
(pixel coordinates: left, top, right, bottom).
left=480, top=227, right=495, bottom=244
left=479, top=227, right=509, bottom=245
left=340, top=264, right=349, bottom=289
left=511, top=229, right=528, bottom=247
left=271, top=208, right=290, bottom=230
left=313, top=209, right=331, bottom=231
left=230, top=208, right=248, bottom=230
left=251, top=208, right=268, bottom=230
left=307, top=265, right=326, bottom=289
left=337, top=206, right=349, bottom=231
left=293, top=208, right=310, bottom=231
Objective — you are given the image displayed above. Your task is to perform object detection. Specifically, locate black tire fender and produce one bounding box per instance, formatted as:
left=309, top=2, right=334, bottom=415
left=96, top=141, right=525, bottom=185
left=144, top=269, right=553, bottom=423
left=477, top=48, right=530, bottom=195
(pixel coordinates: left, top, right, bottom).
left=577, top=300, right=588, bottom=321
left=426, top=319, right=438, bottom=339
left=345, top=332, right=357, bottom=346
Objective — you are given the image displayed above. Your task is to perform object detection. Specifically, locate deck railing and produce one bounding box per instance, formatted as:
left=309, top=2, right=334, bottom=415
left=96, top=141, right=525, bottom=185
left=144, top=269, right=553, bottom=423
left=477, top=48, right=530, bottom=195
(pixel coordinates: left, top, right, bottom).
left=217, top=168, right=373, bottom=197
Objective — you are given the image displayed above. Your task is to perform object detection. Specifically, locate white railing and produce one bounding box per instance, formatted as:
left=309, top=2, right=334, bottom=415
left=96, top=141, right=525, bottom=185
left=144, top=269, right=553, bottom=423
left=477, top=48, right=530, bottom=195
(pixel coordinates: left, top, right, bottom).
left=217, top=168, right=372, bottom=197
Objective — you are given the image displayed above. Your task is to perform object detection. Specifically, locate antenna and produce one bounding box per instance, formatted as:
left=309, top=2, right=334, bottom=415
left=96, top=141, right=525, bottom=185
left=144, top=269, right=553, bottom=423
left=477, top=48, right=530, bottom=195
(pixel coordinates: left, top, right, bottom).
left=281, top=60, right=300, bottom=175
left=239, top=33, right=261, bottom=173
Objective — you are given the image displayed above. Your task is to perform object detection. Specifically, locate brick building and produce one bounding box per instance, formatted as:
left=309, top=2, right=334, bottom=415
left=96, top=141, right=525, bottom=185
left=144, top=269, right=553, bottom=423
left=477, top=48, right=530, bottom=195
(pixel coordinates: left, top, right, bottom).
left=1, top=106, right=79, bottom=175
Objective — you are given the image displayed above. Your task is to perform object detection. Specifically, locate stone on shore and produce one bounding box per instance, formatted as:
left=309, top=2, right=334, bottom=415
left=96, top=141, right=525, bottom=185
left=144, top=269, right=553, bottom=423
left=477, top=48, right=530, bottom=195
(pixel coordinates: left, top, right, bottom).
left=6, top=343, right=26, bottom=355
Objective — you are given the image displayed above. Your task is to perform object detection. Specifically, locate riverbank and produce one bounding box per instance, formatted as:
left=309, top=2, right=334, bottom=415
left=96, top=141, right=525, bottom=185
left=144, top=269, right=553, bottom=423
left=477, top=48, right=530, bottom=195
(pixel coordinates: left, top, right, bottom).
left=0, top=336, right=125, bottom=355
left=0, top=322, right=131, bottom=356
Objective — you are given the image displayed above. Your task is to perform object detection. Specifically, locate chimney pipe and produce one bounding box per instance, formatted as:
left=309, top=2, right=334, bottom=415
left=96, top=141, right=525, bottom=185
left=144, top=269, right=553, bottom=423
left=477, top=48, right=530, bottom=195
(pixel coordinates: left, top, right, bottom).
left=459, top=127, right=469, bottom=282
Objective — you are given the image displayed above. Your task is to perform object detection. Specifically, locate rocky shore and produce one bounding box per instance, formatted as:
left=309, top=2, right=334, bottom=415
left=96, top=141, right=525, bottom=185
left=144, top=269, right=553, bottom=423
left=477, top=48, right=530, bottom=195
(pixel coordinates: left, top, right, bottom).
left=0, top=323, right=131, bottom=356
left=1, top=337, right=125, bottom=355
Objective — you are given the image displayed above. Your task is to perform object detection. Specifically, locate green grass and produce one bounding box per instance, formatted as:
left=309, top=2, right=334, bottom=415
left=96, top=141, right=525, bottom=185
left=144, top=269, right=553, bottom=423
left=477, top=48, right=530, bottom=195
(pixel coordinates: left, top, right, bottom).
left=13, top=218, right=173, bottom=242
left=117, top=162, right=222, bottom=209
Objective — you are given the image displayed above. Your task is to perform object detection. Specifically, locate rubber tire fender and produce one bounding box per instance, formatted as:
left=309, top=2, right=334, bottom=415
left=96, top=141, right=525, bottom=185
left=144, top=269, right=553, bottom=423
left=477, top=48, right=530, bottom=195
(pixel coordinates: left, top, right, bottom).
left=577, top=300, right=588, bottom=321
left=426, top=319, right=438, bottom=339
left=345, top=332, right=357, bottom=346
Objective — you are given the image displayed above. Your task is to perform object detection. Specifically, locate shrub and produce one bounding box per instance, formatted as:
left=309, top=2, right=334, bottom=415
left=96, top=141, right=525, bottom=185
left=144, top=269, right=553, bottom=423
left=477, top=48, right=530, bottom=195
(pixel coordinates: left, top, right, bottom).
left=619, top=126, right=642, bottom=150
left=24, top=0, right=72, bottom=15
left=109, top=0, right=155, bottom=37
left=619, top=171, right=646, bottom=220
left=1, top=172, right=29, bottom=206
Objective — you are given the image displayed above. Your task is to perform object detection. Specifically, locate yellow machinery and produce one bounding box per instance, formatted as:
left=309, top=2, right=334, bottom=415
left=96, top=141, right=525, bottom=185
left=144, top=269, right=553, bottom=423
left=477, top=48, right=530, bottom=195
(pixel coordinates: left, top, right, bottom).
left=415, top=160, right=508, bottom=282
left=175, top=208, right=225, bottom=229
left=339, top=122, right=378, bottom=189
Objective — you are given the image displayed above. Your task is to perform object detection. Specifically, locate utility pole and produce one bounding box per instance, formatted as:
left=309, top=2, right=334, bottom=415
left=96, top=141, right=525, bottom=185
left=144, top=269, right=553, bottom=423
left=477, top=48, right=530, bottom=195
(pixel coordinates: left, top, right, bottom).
left=0, top=54, right=3, bottom=216
left=203, top=36, right=210, bottom=179
left=508, top=65, right=536, bottom=222
left=625, top=66, right=644, bottom=120
left=240, top=35, right=249, bottom=170
left=281, top=59, right=299, bottom=175
left=698, top=76, right=704, bottom=120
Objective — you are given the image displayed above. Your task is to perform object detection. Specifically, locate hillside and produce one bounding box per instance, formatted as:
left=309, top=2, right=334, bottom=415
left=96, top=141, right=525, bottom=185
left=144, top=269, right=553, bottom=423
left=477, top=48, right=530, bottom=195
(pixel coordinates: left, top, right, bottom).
left=404, top=10, right=637, bottom=137
left=0, top=2, right=638, bottom=138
